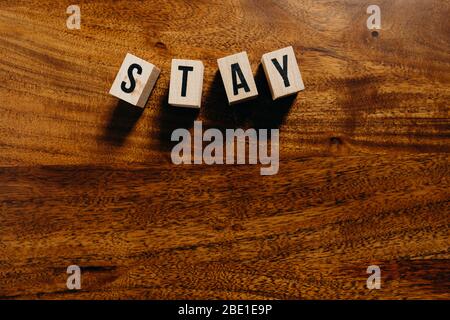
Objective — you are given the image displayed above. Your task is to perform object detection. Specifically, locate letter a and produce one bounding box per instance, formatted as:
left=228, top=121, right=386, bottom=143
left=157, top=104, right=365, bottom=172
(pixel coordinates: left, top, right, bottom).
left=366, top=5, right=381, bottom=30
left=366, top=265, right=381, bottom=289
left=171, top=129, right=192, bottom=164
left=66, top=5, right=81, bottom=30
left=66, top=265, right=81, bottom=290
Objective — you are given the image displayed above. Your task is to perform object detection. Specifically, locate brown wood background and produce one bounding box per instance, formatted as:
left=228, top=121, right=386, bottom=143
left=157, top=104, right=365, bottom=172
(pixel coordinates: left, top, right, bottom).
left=0, top=0, right=449, bottom=299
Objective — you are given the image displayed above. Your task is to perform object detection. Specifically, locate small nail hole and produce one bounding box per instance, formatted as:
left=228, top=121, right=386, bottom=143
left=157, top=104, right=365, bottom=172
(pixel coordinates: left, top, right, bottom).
left=371, top=30, right=379, bottom=37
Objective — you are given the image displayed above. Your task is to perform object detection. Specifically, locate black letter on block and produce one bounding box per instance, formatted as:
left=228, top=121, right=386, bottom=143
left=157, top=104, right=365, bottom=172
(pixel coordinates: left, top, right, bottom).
left=178, top=66, right=194, bottom=97
left=121, top=63, right=142, bottom=93
left=231, top=63, right=250, bottom=95
left=271, top=55, right=290, bottom=87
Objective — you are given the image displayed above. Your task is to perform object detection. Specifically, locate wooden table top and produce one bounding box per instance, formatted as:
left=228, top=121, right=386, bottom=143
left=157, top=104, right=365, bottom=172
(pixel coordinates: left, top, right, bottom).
left=0, top=0, right=448, bottom=299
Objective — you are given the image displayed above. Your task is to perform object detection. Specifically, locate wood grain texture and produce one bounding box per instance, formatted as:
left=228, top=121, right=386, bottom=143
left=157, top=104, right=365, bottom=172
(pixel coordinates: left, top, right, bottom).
left=0, top=0, right=449, bottom=299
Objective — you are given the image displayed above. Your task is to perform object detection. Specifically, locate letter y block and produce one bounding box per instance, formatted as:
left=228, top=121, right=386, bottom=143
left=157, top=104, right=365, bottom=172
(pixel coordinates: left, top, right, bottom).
left=261, top=46, right=305, bottom=100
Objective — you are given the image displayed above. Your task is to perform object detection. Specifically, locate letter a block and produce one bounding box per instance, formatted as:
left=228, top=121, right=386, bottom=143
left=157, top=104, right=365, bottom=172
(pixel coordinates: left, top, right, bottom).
left=217, top=52, right=258, bottom=105
left=261, top=46, right=305, bottom=100
left=109, top=53, right=161, bottom=108
left=169, top=59, right=204, bottom=108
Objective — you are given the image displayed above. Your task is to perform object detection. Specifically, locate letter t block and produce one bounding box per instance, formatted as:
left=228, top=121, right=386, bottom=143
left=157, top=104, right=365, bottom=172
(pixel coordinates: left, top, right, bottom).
left=109, top=53, right=161, bottom=108
left=261, top=46, right=305, bottom=100
left=169, top=59, right=204, bottom=108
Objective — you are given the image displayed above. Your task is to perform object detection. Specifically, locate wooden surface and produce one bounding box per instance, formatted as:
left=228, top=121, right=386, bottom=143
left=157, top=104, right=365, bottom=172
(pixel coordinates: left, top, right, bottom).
left=0, top=0, right=449, bottom=299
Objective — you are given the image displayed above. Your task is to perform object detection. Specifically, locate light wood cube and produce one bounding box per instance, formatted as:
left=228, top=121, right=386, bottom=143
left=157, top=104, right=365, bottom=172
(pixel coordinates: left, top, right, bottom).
left=261, top=46, right=305, bottom=100
left=168, top=59, right=204, bottom=108
left=217, top=52, right=258, bottom=105
left=109, top=53, right=160, bottom=108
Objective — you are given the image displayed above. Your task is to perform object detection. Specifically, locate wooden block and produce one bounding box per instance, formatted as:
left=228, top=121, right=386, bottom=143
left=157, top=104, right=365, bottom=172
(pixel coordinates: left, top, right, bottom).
left=168, top=59, right=204, bottom=108
left=261, top=46, right=305, bottom=100
left=109, top=53, right=160, bottom=108
left=217, top=51, right=258, bottom=105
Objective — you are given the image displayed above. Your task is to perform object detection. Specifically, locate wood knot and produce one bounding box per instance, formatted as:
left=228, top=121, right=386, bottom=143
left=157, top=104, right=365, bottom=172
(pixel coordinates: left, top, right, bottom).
left=155, top=41, right=167, bottom=49
left=330, top=137, right=343, bottom=146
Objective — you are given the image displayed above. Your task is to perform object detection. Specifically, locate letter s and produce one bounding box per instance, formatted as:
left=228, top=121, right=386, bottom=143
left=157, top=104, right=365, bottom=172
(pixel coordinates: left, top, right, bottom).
left=121, top=63, right=142, bottom=93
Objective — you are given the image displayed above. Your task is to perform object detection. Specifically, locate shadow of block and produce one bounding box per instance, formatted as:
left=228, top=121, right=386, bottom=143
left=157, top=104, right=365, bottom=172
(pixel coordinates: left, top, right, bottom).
left=100, top=99, right=144, bottom=146
left=232, top=64, right=297, bottom=130
left=201, top=70, right=238, bottom=131
left=155, top=91, right=199, bottom=152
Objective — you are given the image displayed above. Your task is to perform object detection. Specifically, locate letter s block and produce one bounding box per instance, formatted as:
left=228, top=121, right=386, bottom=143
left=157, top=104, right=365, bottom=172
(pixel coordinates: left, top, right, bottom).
left=261, top=46, right=305, bottom=100
left=217, top=52, right=258, bottom=105
left=169, top=59, right=204, bottom=109
left=109, top=53, right=161, bottom=108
